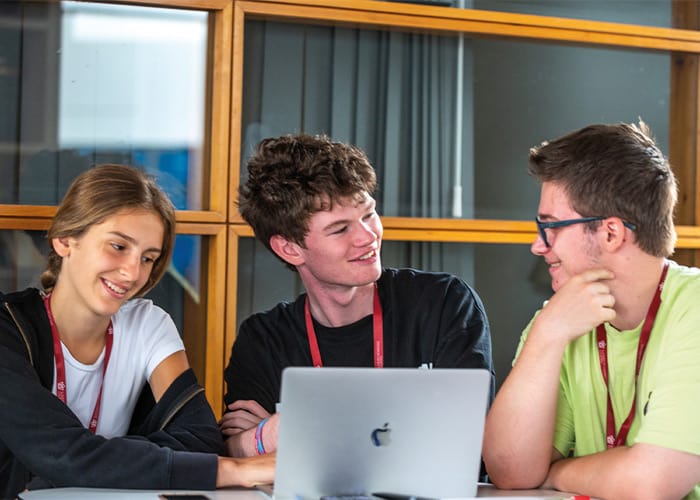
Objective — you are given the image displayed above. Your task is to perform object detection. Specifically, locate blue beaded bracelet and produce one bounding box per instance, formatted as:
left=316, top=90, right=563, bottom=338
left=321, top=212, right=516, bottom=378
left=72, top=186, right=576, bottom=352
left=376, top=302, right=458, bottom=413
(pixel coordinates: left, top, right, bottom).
left=255, top=417, right=268, bottom=455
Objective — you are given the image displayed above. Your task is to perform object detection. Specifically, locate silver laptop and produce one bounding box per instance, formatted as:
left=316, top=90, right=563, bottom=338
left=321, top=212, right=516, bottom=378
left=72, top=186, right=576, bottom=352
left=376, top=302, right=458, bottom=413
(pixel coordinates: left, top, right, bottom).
left=270, top=367, right=490, bottom=500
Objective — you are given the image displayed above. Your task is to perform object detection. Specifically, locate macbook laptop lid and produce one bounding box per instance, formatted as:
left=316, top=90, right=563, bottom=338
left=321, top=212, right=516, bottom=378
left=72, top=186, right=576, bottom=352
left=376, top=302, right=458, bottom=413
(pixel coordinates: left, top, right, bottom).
left=271, top=367, right=490, bottom=500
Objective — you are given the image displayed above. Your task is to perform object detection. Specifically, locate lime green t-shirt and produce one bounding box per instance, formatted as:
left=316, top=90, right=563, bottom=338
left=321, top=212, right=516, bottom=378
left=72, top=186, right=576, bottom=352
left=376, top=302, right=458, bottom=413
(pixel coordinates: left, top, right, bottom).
left=515, top=261, right=700, bottom=500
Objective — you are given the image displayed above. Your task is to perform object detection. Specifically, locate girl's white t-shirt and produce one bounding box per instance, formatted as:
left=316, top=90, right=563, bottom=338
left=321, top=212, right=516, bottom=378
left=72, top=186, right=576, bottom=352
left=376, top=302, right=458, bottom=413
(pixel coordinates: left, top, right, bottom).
left=51, top=298, right=185, bottom=438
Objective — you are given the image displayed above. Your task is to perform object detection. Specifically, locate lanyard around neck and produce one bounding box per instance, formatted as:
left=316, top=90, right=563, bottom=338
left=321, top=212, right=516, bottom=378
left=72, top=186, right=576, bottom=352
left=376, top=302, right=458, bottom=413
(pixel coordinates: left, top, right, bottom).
left=43, top=294, right=114, bottom=434
left=596, top=261, right=669, bottom=448
left=304, top=283, right=384, bottom=368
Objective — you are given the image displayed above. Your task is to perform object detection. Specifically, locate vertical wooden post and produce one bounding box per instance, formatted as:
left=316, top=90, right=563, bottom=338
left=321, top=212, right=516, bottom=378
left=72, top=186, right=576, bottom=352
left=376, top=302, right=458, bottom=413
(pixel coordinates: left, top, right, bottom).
left=670, top=0, right=700, bottom=266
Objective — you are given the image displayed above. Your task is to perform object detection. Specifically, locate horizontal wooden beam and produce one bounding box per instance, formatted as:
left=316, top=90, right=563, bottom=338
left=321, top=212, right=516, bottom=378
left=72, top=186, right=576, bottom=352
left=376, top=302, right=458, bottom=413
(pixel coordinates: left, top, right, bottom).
left=231, top=218, right=700, bottom=248
left=237, top=0, right=700, bottom=53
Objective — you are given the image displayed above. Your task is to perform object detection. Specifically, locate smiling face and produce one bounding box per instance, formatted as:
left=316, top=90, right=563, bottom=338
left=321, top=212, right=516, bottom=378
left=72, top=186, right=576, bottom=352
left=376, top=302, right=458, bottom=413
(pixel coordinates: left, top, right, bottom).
left=289, top=191, right=383, bottom=293
left=531, top=182, right=603, bottom=292
left=52, top=208, right=164, bottom=320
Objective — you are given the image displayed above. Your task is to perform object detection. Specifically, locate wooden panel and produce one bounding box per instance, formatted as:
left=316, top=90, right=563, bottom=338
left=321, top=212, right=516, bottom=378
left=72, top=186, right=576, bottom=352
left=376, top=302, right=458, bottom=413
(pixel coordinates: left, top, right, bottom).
left=670, top=0, right=700, bottom=266
left=175, top=221, right=227, bottom=235
left=103, top=0, right=231, bottom=8
left=230, top=217, right=535, bottom=240
left=0, top=205, right=56, bottom=218
left=228, top=1, right=247, bottom=224
left=175, top=211, right=227, bottom=224
left=181, top=280, right=206, bottom=400
left=203, top=225, right=228, bottom=415
left=235, top=0, right=700, bottom=53
left=676, top=225, right=700, bottom=248
left=0, top=218, right=51, bottom=230
left=0, top=210, right=226, bottom=227
left=223, top=226, right=241, bottom=415
left=231, top=219, right=700, bottom=248
left=208, top=2, right=234, bottom=218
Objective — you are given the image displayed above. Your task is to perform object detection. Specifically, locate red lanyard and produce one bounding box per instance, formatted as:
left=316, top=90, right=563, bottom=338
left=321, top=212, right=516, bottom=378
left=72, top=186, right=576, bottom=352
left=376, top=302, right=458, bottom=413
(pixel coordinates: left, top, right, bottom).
left=43, top=294, right=113, bottom=434
left=596, top=261, right=669, bottom=448
left=304, top=284, right=384, bottom=368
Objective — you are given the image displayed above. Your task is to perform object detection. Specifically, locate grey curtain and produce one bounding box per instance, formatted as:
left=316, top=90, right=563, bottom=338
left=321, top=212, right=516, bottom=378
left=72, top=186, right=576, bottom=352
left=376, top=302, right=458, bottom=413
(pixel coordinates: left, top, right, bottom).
left=239, top=21, right=475, bottom=316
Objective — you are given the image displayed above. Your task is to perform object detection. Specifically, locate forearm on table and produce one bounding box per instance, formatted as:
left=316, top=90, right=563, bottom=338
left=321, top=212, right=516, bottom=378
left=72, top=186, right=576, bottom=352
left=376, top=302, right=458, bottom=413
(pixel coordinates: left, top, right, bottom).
left=216, top=453, right=276, bottom=488
left=546, top=443, right=700, bottom=500
left=483, top=332, right=566, bottom=488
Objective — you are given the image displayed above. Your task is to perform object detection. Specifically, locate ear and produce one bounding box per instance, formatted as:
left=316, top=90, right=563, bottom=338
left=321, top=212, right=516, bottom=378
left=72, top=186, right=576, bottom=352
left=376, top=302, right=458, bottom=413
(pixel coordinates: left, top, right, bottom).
left=269, top=235, right=305, bottom=267
left=51, top=237, right=72, bottom=258
left=600, top=217, right=629, bottom=252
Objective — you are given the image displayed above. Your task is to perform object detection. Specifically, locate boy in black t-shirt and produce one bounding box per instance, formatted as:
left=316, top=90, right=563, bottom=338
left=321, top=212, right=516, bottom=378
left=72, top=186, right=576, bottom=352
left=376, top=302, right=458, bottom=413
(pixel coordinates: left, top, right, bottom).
left=220, top=133, right=494, bottom=459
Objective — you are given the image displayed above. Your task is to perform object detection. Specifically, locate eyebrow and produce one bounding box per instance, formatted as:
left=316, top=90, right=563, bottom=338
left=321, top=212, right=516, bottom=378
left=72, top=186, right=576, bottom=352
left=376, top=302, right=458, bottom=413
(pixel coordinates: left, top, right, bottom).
left=109, top=231, right=162, bottom=254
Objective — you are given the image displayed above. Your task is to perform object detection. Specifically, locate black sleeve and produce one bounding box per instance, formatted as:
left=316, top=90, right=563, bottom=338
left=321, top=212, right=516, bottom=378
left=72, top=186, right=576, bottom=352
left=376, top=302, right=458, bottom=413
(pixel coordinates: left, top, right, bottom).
left=429, top=277, right=494, bottom=483
left=0, top=346, right=217, bottom=493
left=129, top=368, right=225, bottom=455
left=432, top=277, right=496, bottom=403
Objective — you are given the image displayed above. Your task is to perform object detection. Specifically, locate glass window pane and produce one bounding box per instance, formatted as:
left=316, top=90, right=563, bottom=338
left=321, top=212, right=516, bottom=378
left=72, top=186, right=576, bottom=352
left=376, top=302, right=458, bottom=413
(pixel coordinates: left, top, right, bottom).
left=0, top=230, right=49, bottom=291
left=148, top=234, right=207, bottom=381
left=473, top=38, right=669, bottom=220
left=241, top=19, right=670, bottom=221
left=0, top=1, right=208, bottom=208
left=236, top=237, right=551, bottom=389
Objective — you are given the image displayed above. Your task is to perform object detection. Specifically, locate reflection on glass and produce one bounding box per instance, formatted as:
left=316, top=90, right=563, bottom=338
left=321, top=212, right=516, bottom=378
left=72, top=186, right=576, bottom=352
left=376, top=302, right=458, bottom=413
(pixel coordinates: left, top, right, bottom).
left=0, top=230, right=48, bottom=291
left=241, top=19, right=670, bottom=220
left=0, top=2, right=208, bottom=208
left=236, top=236, right=551, bottom=389
left=472, top=38, right=669, bottom=220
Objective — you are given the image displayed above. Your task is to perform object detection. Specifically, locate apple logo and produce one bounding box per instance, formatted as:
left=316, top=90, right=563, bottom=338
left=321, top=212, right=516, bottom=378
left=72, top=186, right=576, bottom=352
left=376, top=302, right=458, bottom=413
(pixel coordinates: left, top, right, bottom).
left=370, top=422, right=392, bottom=447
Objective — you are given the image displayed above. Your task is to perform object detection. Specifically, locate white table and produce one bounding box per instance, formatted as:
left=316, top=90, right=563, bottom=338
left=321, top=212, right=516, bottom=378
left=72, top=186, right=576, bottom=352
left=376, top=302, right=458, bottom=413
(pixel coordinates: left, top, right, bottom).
left=18, top=484, right=585, bottom=499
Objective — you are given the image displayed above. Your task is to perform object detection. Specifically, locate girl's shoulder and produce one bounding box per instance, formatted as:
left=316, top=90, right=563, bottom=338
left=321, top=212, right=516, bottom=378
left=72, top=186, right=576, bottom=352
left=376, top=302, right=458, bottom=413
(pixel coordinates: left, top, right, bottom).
left=115, top=298, right=170, bottom=326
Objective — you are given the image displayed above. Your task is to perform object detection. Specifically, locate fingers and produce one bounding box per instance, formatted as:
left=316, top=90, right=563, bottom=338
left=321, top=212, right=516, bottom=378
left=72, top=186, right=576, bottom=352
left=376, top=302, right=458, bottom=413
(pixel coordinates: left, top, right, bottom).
left=224, top=432, right=246, bottom=457
left=228, top=399, right=271, bottom=418
left=577, top=268, right=615, bottom=283
left=220, top=411, right=263, bottom=434
left=536, top=268, right=617, bottom=343
left=557, top=268, right=615, bottom=304
left=219, top=399, right=272, bottom=435
left=584, top=279, right=616, bottom=316
left=574, top=270, right=616, bottom=317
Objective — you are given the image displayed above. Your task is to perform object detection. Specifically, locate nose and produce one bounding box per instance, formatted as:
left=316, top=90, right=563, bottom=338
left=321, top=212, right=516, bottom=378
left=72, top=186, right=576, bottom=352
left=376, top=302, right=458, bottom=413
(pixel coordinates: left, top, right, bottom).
left=531, top=232, right=549, bottom=256
left=120, top=254, right=142, bottom=282
left=355, top=220, right=379, bottom=246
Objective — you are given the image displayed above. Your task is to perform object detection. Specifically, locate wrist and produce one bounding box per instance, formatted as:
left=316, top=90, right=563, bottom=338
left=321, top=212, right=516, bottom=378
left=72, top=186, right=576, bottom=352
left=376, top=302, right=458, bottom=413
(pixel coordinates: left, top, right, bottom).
left=544, top=457, right=567, bottom=490
left=527, top=318, right=570, bottom=353
left=255, top=417, right=269, bottom=455
left=216, top=456, right=237, bottom=487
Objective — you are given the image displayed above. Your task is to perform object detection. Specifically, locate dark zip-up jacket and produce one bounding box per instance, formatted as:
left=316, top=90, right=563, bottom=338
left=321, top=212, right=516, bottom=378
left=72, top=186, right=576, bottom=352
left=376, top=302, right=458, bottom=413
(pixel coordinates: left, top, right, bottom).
left=0, top=288, right=224, bottom=498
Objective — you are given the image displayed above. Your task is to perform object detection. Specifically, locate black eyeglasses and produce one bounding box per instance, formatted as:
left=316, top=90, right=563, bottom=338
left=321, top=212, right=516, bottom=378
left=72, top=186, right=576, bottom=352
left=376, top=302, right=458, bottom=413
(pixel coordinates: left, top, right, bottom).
left=535, top=216, right=637, bottom=248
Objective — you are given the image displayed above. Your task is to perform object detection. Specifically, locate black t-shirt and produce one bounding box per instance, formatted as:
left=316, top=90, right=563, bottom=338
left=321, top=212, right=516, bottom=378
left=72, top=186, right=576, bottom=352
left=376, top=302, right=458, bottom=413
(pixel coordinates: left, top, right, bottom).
left=224, top=267, right=494, bottom=413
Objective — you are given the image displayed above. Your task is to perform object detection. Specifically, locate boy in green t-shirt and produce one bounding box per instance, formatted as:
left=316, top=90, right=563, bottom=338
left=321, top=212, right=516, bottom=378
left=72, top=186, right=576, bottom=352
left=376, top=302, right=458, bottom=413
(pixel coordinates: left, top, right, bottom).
left=483, top=122, right=700, bottom=500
